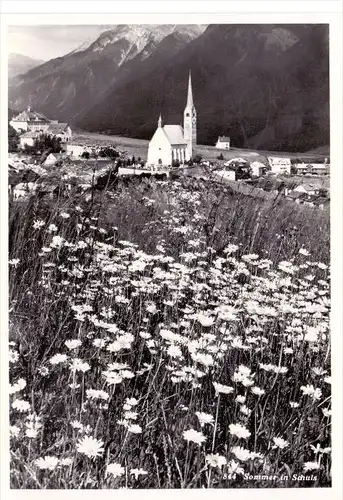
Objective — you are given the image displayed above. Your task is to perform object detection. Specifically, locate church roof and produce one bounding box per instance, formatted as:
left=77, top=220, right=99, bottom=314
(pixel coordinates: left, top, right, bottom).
left=163, top=125, right=186, bottom=145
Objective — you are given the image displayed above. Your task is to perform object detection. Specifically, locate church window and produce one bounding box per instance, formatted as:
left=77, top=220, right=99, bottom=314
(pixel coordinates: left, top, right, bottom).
left=186, top=113, right=190, bottom=117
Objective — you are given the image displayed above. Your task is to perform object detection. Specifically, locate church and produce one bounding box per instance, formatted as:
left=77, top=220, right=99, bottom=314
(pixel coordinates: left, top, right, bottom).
left=147, top=72, right=197, bottom=167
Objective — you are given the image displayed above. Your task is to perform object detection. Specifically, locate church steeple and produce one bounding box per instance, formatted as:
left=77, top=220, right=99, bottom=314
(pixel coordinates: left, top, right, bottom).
left=186, top=71, right=193, bottom=107
left=158, top=114, right=162, bottom=128
left=183, top=70, right=197, bottom=158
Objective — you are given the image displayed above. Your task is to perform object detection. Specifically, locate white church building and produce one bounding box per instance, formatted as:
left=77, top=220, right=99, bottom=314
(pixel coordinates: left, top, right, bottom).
left=147, top=72, right=197, bottom=168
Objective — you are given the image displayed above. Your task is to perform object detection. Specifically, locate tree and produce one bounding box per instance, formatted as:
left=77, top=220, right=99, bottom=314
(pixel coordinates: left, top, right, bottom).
left=81, top=151, right=90, bottom=159
left=99, top=147, right=119, bottom=159
left=8, top=125, right=19, bottom=152
left=193, top=154, right=203, bottom=164
left=33, top=134, right=63, bottom=154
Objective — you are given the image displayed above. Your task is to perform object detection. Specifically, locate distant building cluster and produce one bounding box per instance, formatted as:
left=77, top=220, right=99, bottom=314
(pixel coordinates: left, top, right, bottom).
left=10, top=106, right=72, bottom=149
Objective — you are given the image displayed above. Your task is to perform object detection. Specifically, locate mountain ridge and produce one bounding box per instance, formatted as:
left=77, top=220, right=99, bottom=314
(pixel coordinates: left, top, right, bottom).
left=8, top=53, right=45, bottom=79
left=78, top=24, right=329, bottom=152
left=9, top=24, right=329, bottom=152
left=9, top=25, right=206, bottom=122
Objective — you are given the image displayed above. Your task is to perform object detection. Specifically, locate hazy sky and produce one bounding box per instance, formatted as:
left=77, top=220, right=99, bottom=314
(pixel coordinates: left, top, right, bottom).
left=8, top=25, right=114, bottom=60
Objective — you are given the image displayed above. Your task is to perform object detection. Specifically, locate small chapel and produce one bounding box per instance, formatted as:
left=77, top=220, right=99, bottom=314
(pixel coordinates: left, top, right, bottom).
left=147, top=72, right=197, bottom=167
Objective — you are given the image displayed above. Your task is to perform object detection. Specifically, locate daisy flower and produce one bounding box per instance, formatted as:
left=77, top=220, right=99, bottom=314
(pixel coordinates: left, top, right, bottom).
left=250, top=386, right=265, bottom=396
left=126, top=398, right=139, bottom=407
left=303, top=461, right=320, bottom=472
left=12, top=399, right=31, bottom=413
left=195, top=411, right=214, bottom=427
left=197, top=312, right=215, bottom=327
left=229, top=423, right=251, bottom=439
left=236, top=395, right=246, bottom=404
left=60, top=458, right=73, bottom=466
left=50, top=354, right=68, bottom=365
left=35, top=456, right=59, bottom=471
left=86, top=389, right=109, bottom=401
left=9, top=425, right=21, bottom=438
left=206, top=454, right=227, bottom=468
left=213, top=382, right=234, bottom=395
left=70, top=359, right=91, bottom=373
left=106, top=463, right=125, bottom=478
left=127, top=424, right=142, bottom=434
left=227, top=459, right=245, bottom=475
left=272, top=437, right=289, bottom=450
left=9, top=350, right=19, bottom=363
left=183, top=429, right=206, bottom=445
left=231, top=446, right=251, bottom=461
left=76, top=436, right=104, bottom=458
left=65, top=339, right=82, bottom=350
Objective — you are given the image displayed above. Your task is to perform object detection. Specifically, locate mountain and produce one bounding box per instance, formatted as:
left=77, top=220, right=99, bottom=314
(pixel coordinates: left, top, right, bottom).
left=78, top=24, right=329, bottom=152
left=8, top=25, right=206, bottom=122
left=8, top=53, right=45, bottom=78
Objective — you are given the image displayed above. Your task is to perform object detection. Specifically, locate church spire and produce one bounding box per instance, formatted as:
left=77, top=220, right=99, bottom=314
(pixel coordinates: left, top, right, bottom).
left=184, top=70, right=197, bottom=158
left=158, top=114, right=162, bottom=127
left=186, top=71, right=193, bottom=107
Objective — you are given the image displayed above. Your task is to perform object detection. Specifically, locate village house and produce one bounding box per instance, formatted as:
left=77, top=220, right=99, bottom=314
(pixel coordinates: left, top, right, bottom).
left=215, top=136, right=231, bottom=150
left=10, top=106, right=72, bottom=147
left=10, top=106, right=52, bottom=134
left=147, top=72, right=196, bottom=167
left=19, top=131, right=36, bottom=149
left=294, top=183, right=321, bottom=196
left=268, top=157, right=292, bottom=175
left=66, top=143, right=88, bottom=158
left=41, top=153, right=58, bottom=168
left=250, top=161, right=266, bottom=178
left=285, top=190, right=307, bottom=204
left=294, top=162, right=330, bottom=176
left=46, top=123, right=72, bottom=144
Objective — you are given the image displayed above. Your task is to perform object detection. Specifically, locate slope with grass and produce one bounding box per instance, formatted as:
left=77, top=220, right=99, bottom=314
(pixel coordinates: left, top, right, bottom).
left=8, top=177, right=330, bottom=488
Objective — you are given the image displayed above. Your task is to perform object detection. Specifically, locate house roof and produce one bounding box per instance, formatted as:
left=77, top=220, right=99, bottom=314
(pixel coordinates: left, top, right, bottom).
left=12, top=110, right=50, bottom=123
left=162, top=125, right=186, bottom=145
left=47, top=123, right=69, bottom=134
left=311, top=196, right=330, bottom=205
left=225, top=157, right=248, bottom=166
left=296, top=183, right=319, bottom=191
left=42, top=153, right=58, bottom=165
left=250, top=161, right=266, bottom=169
left=286, top=191, right=307, bottom=200
left=217, top=136, right=231, bottom=142
left=303, top=194, right=329, bottom=203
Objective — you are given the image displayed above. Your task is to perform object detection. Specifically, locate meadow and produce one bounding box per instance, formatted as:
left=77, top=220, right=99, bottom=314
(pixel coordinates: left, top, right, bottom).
left=8, top=175, right=331, bottom=489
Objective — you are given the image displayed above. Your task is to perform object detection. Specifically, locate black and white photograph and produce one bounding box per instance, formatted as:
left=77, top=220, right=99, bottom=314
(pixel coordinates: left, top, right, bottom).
left=2, top=3, right=341, bottom=494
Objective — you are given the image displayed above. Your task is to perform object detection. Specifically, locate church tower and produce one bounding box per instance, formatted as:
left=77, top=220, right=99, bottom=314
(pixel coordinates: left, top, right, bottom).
left=183, top=71, right=197, bottom=158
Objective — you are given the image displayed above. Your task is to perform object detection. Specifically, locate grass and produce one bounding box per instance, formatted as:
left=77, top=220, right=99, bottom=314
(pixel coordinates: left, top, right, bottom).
left=8, top=176, right=331, bottom=489
left=73, top=131, right=329, bottom=166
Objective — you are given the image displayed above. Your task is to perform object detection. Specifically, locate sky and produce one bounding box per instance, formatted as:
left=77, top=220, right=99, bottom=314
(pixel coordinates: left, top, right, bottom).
left=7, top=25, right=115, bottom=61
